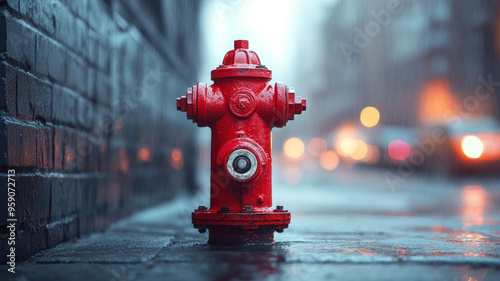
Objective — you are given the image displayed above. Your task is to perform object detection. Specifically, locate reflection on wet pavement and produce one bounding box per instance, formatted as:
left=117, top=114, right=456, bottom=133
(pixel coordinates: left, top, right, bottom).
left=461, top=185, right=489, bottom=226
left=8, top=167, right=500, bottom=281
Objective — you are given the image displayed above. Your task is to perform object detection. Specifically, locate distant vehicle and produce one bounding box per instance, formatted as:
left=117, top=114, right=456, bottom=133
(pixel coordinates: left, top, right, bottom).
left=420, top=117, right=500, bottom=175
left=360, top=125, right=418, bottom=166
left=331, top=123, right=418, bottom=167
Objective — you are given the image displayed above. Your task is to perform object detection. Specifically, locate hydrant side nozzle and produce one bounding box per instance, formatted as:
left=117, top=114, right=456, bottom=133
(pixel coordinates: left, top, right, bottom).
left=199, top=84, right=225, bottom=127
left=186, top=89, right=194, bottom=120
left=270, top=81, right=287, bottom=128
left=294, top=96, right=307, bottom=115
left=177, top=83, right=226, bottom=127
left=257, top=83, right=307, bottom=128
left=286, top=87, right=296, bottom=121
left=285, top=87, right=307, bottom=122
left=177, top=96, right=187, bottom=112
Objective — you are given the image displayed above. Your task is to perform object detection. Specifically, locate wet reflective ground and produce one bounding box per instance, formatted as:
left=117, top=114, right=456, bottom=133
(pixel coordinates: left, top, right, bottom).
left=3, top=167, right=500, bottom=281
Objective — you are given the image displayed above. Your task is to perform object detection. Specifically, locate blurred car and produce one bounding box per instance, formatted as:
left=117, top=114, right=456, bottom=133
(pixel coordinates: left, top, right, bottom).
left=331, top=123, right=418, bottom=167
left=419, top=117, right=500, bottom=175
left=365, top=125, right=418, bottom=166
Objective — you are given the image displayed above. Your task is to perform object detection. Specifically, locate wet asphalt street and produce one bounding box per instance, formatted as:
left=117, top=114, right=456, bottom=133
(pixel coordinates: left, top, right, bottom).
left=2, top=166, right=500, bottom=281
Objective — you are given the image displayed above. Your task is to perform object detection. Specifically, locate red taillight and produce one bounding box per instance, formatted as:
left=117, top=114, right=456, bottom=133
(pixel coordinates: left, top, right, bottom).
left=388, top=140, right=411, bottom=160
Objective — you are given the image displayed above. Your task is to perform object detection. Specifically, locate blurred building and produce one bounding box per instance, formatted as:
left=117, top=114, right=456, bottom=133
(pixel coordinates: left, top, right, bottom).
left=305, top=0, right=500, bottom=134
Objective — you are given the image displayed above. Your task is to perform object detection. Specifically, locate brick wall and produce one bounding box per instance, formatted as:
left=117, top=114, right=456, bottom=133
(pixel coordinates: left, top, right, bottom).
left=0, top=0, right=199, bottom=260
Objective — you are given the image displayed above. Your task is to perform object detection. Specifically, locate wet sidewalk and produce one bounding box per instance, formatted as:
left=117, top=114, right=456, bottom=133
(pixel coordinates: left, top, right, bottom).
left=2, top=167, right=500, bottom=280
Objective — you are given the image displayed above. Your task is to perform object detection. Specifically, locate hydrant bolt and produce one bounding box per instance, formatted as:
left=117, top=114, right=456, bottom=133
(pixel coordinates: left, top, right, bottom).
left=178, top=40, right=305, bottom=245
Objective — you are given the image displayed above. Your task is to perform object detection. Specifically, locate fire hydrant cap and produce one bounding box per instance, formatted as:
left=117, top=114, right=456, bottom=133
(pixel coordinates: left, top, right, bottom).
left=234, top=40, right=249, bottom=49
left=211, top=40, right=272, bottom=80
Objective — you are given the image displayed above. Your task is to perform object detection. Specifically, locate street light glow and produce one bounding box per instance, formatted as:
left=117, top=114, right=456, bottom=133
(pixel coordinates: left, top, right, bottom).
left=351, top=139, right=368, bottom=160
left=339, top=137, right=356, bottom=156
left=284, top=138, right=305, bottom=159
left=461, top=135, right=483, bottom=159
left=320, top=151, right=339, bottom=170
left=360, top=106, right=380, bottom=127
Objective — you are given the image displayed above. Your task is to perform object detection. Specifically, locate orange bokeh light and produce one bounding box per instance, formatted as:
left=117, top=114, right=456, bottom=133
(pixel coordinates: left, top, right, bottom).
left=171, top=148, right=183, bottom=161
left=171, top=148, right=183, bottom=170
left=360, top=106, right=380, bottom=127
left=284, top=138, right=305, bottom=159
left=418, top=79, right=458, bottom=124
left=363, top=145, right=380, bottom=165
left=138, top=146, right=152, bottom=162
left=461, top=185, right=487, bottom=226
left=319, top=151, right=339, bottom=170
left=350, top=139, right=368, bottom=160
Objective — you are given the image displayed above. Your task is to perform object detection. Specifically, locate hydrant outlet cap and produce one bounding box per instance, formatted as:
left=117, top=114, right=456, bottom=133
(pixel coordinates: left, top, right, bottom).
left=211, top=40, right=272, bottom=80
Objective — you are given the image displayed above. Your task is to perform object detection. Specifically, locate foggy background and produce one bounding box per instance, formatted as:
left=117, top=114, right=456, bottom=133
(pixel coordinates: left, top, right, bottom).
left=195, top=0, right=500, bottom=187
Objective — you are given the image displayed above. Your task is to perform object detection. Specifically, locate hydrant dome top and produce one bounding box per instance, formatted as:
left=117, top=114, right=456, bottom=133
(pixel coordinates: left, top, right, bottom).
left=211, top=40, right=272, bottom=80
left=223, top=40, right=260, bottom=65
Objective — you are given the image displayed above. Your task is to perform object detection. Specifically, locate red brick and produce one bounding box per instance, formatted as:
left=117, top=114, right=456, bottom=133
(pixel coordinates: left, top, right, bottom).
left=7, top=122, right=37, bottom=167
left=54, top=127, right=64, bottom=171
left=74, top=132, right=89, bottom=171
left=54, top=127, right=78, bottom=172
left=63, top=129, right=77, bottom=171
left=37, top=126, right=54, bottom=170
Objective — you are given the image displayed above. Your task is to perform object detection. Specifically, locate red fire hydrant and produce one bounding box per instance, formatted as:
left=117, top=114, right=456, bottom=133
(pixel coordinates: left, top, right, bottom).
left=177, top=40, right=306, bottom=244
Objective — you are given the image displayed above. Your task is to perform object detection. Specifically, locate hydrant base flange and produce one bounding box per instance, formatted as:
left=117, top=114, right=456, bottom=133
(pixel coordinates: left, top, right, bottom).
left=192, top=211, right=291, bottom=227
left=192, top=210, right=291, bottom=244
